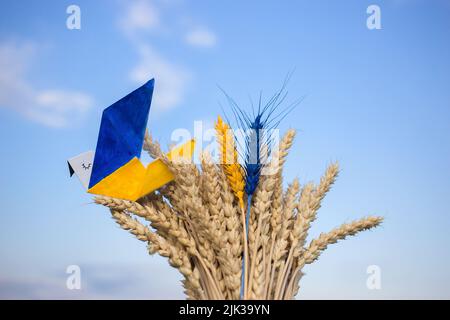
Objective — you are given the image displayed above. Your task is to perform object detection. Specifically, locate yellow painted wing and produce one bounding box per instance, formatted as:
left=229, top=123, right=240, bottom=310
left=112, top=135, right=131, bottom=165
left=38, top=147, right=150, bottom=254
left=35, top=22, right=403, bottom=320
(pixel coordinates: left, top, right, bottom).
left=88, top=139, right=195, bottom=201
left=167, top=139, right=196, bottom=161
left=87, top=157, right=145, bottom=200
left=139, top=159, right=174, bottom=198
left=139, top=139, right=196, bottom=197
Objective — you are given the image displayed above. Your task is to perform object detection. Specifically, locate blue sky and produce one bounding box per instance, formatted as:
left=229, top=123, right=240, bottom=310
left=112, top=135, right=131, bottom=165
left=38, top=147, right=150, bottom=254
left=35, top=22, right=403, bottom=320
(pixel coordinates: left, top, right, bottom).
left=0, top=0, right=449, bottom=299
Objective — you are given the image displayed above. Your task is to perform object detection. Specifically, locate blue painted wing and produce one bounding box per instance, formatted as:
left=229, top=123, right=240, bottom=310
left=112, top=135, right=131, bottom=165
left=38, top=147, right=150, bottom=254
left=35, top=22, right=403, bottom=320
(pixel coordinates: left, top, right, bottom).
left=89, top=79, right=155, bottom=188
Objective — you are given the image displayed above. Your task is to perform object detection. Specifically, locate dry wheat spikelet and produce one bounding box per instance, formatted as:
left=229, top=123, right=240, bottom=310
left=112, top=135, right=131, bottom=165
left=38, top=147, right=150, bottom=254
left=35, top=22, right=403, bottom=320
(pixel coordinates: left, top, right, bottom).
left=143, top=131, right=163, bottom=159
left=93, top=129, right=383, bottom=300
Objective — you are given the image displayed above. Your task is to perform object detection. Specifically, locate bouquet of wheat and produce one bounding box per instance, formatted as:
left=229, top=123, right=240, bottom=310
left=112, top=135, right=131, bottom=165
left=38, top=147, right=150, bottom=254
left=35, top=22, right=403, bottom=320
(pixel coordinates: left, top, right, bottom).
left=94, top=112, right=382, bottom=299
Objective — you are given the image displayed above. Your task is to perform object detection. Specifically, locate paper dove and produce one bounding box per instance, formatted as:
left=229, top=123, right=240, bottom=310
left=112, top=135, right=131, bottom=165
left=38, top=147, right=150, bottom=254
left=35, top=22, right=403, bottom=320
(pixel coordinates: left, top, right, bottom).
left=69, top=79, right=195, bottom=201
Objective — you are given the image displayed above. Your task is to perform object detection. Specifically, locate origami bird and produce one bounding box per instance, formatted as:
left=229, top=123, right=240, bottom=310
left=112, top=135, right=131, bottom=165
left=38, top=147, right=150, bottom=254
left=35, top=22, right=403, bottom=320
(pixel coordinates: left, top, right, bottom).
left=68, top=79, right=195, bottom=201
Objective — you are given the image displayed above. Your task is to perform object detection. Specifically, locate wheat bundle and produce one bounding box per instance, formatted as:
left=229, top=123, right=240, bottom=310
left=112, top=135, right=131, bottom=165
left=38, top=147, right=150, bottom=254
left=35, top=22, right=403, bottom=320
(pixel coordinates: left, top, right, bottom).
left=94, top=126, right=382, bottom=300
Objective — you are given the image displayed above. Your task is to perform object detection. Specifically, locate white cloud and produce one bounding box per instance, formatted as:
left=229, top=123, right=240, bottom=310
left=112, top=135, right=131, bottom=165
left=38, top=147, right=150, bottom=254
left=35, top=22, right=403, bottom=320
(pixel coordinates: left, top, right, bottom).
left=119, top=0, right=160, bottom=34
left=185, top=27, right=217, bottom=48
left=130, top=43, right=190, bottom=111
left=0, top=41, right=93, bottom=128
left=119, top=1, right=191, bottom=111
left=119, top=1, right=218, bottom=111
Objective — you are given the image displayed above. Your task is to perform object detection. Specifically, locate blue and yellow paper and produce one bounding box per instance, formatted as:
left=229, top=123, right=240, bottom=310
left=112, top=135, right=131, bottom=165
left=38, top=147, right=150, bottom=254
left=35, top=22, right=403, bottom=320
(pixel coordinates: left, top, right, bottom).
left=69, top=78, right=195, bottom=201
left=87, top=139, right=195, bottom=201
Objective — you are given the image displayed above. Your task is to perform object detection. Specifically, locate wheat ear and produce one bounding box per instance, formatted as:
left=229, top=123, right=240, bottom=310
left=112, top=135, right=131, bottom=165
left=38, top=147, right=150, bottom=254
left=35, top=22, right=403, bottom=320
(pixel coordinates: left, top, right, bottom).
left=293, top=162, right=340, bottom=256
left=215, top=116, right=245, bottom=207
left=263, top=129, right=296, bottom=299
left=143, top=130, right=163, bottom=159
left=302, top=216, right=383, bottom=266
left=286, top=216, right=383, bottom=299
left=215, top=115, right=248, bottom=298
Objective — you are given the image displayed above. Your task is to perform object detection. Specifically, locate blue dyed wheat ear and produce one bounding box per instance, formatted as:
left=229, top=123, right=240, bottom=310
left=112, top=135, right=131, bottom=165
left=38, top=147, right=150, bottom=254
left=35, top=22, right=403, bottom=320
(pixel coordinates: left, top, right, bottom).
left=220, top=77, right=300, bottom=299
